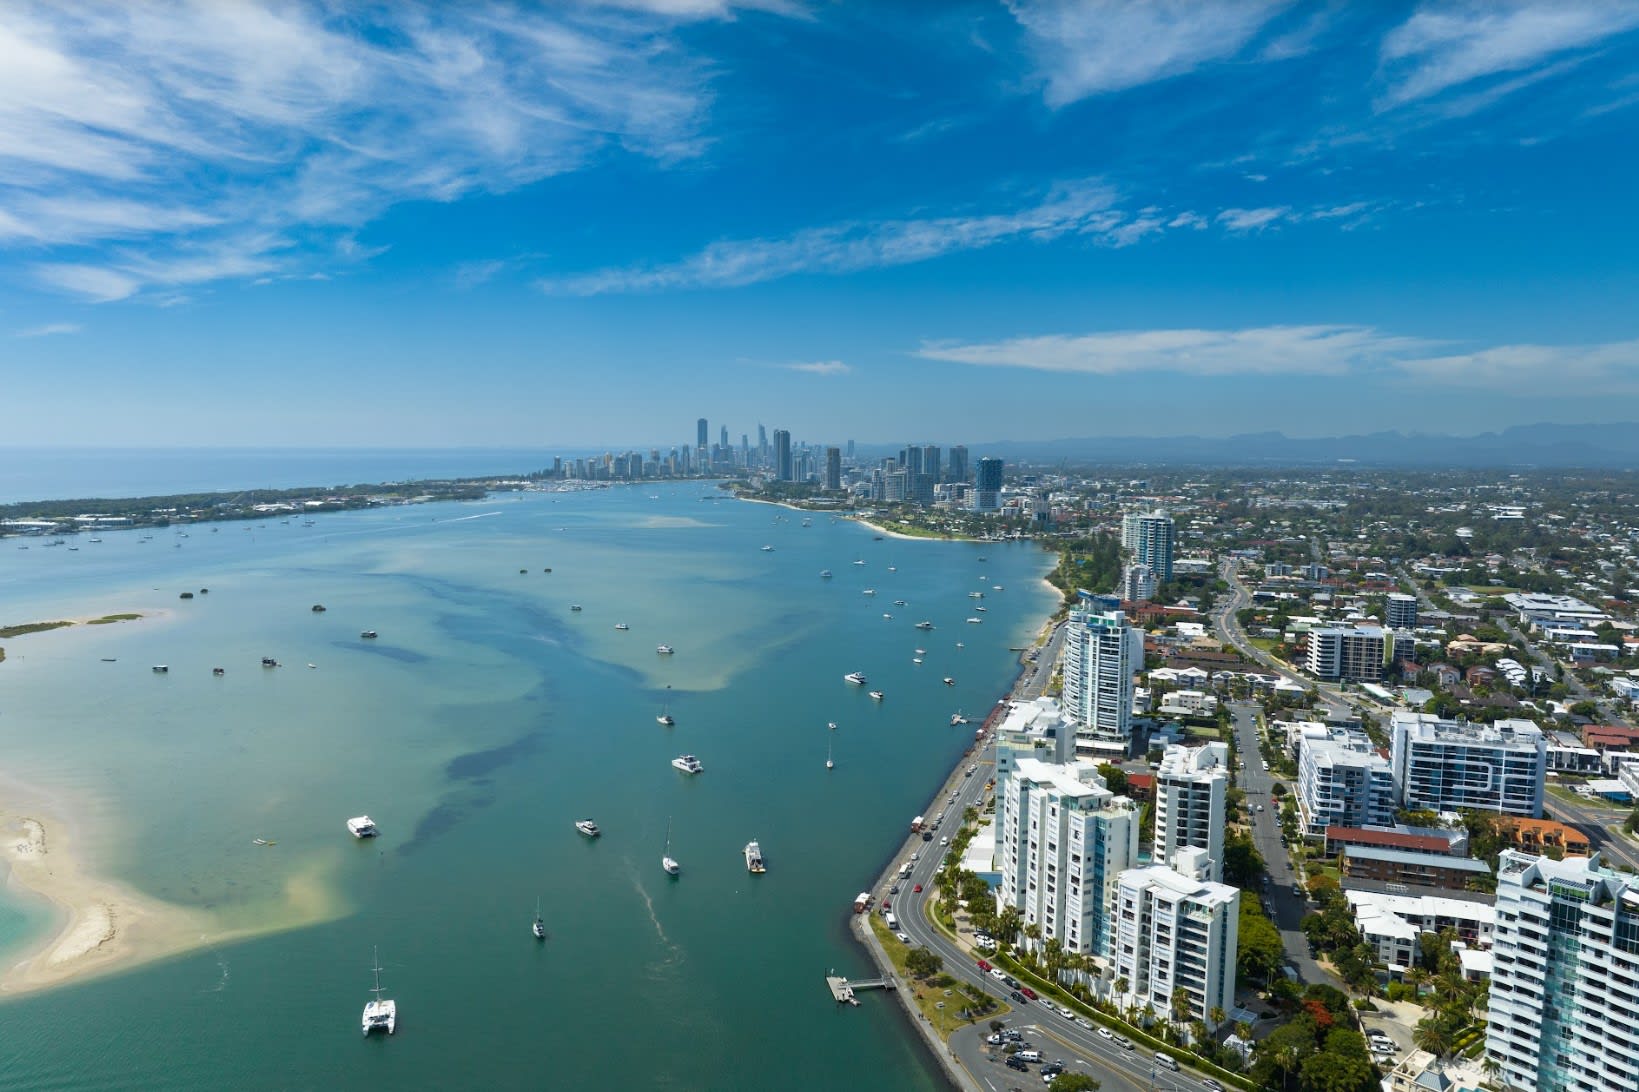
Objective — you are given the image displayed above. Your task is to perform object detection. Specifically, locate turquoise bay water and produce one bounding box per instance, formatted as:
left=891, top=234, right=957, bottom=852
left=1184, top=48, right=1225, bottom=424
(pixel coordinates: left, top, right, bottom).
left=0, top=484, right=1054, bottom=1090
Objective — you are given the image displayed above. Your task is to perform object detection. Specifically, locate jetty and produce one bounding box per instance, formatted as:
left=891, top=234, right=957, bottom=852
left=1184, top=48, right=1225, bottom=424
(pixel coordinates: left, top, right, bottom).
left=826, top=972, right=895, bottom=1006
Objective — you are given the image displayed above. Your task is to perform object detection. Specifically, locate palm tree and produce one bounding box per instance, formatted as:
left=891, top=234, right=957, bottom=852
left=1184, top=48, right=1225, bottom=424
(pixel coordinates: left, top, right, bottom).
left=1414, top=1015, right=1455, bottom=1058
left=1209, top=1005, right=1226, bottom=1031
left=1170, top=986, right=1193, bottom=1025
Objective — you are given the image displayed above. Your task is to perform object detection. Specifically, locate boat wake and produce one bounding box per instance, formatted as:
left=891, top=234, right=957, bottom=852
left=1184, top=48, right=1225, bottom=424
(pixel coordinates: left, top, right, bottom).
left=201, top=952, right=230, bottom=994
left=625, top=865, right=685, bottom=973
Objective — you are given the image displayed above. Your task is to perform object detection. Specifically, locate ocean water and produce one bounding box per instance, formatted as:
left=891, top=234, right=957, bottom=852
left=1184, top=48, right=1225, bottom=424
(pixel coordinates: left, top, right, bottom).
left=0, top=483, right=1055, bottom=1090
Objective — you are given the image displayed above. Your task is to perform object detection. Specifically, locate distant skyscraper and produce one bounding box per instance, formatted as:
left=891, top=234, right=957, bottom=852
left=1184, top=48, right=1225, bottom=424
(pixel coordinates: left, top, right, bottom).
left=740, top=434, right=750, bottom=465
left=697, top=418, right=708, bottom=451
left=824, top=447, right=841, bottom=490
left=720, top=425, right=728, bottom=452
left=757, top=424, right=768, bottom=460
left=947, top=445, right=969, bottom=484
left=1135, top=511, right=1174, bottom=581
left=903, top=446, right=922, bottom=478
left=773, top=429, right=792, bottom=481
left=973, top=456, right=1003, bottom=511
left=846, top=439, right=855, bottom=460
left=921, top=445, right=941, bottom=484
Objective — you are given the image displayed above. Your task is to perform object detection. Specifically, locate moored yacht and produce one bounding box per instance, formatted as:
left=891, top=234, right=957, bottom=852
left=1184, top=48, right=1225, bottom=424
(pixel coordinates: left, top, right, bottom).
left=575, top=819, right=601, bottom=838
left=532, top=898, right=546, bottom=940
left=614, top=623, right=629, bottom=631
left=360, top=630, right=378, bottom=639
left=869, top=690, right=885, bottom=702
left=744, top=841, right=766, bottom=873
left=915, top=620, right=934, bottom=630
left=843, top=671, right=867, bottom=685
left=656, top=644, right=675, bottom=655
left=347, top=815, right=379, bottom=839
left=819, top=570, right=832, bottom=579
left=663, top=817, right=680, bottom=877
left=362, top=948, right=396, bottom=1036
left=671, top=754, right=704, bottom=774
left=657, top=705, right=675, bottom=726
left=760, top=545, right=774, bottom=552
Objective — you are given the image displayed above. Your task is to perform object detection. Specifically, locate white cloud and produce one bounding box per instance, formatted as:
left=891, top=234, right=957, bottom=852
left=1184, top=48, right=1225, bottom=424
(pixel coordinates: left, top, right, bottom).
left=15, top=322, right=81, bottom=337
left=1397, top=338, right=1639, bottom=389
left=1007, top=0, right=1292, bottom=106
left=917, top=324, right=1423, bottom=376
left=783, top=360, right=852, bottom=375
left=542, top=180, right=1130, bottom=294
left=1377, top=2, right=1639, bottom=111
left=1217, top=206, right=1290, bottom=231
left=0, top=2, right=774, bottom=299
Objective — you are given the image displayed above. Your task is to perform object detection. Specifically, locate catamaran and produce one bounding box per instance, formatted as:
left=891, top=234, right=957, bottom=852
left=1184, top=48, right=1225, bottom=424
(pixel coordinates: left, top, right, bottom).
left=663, top=817, right=680, bottom=877
left=347, top=816, right=379, bottom=839
left=361, top=948, right=396, bottom=1036
left=671, top=754, right=704, bottom=775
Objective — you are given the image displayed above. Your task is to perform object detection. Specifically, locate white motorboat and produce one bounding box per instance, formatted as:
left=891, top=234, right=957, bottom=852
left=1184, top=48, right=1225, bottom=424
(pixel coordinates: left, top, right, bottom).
left=360, top=630, right=378, bottom=639
left=915, top=621, right=934, bottom=630
left=969, top=591, right=985, bottom=598
left=532, top=898, right=546, bottom=940
left=671, top=754, right=704, bottom=774
left=951, top=712, right=968, bottom=726
left=745, top=841, right=766, bottom=874
left=943, top=677, right=955, bottom=686
left=869, top=690, right=885, bottom=702
left=614, top=623, right=629, bottom=631
left=966, top=617, right=983, bottom=624
left=656, top=645, right=675, bottom=655
left=852, top=558, right=865, bottom=566
left=663, top=817, right=680, bottom=877
left=760, top=545, right=774, bottom=552
left=820, top=570, right=832, bottom=578
left=913, top=658, right=923, bottom=664
left=862, top=588, right=876, bottom=596
left=828, top=721, right=838, bottom=730
left=361, top=948, right=396, bottom=1036
left=893, top=599, right=906, bottom=606
left=844, top=671, right=868, bottom=685
left=575, top=819, right=601, bottom=838
left=347, top=816, right=379, bottom=839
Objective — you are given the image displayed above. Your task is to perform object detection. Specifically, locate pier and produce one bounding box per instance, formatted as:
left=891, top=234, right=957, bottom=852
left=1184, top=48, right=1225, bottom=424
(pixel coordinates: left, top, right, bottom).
left=827, top=972, right=896, bottom=1006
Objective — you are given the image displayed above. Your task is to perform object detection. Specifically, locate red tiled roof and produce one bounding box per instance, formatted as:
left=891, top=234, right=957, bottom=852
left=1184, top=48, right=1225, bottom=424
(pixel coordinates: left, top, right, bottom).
left=1326, top=826, right=1451, bottom=854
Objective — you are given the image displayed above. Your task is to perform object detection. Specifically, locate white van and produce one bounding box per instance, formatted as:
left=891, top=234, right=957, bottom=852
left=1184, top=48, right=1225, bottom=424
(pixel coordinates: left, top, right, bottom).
left=1153, top=1051, right=1178, bottom=1071
left=885, top=912, right=898, bottom=930
left=1015, top=1050, right=1041, bottom=1063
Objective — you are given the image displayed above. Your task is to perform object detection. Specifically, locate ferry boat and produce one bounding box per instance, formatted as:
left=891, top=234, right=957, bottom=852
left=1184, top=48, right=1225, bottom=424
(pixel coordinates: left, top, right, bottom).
left=362, top=948, right=396, bottom=1036
left=915, top=621, right=934, bottom=630
left=360, top=630, right=378, bottom=639
left=614, top=623, right=629, bottom=631
left=575, top=819, right=601, bottom=838
left=347, top=815, right=379, bottom=839
left=844, top=671, right=868, bottom=685
left=744, top=841, right=766, bottom=874
left=656, top=645, right=675, bottom=655
left=671, top=754, right=704, bottom=775
left=869, top=690, right=885, bottom=702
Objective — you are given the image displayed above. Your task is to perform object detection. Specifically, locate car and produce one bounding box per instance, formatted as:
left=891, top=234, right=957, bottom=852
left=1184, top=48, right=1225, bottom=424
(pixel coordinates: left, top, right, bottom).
left=1292, top=884, right=1304, bottom=897
left=1004, top=976, right=1019, bottom=988
left=1075, top=1017, right=1093, bottom=1030
left=1055, top=1004, right=1075, bottom=1019
left=895, top=932, right=910, bottom=943
left=990, top=968, right=1008, bottom=981
left=910, top=851, right=920, bottom=862
left=881, top=898, right=890, bottom=910
left=1113, top=1034, right=1133, bottom=1050
left=978, top=959, right=992, bottom=972
left=1005, top=1030, right=1023, bottom=1042
left=1019, top=986, right=1037, bottom=1000
left=913, top=883, right=923, bottom=893
left=1040, top=1064, right=1064, bottom=1080
left=940, top=836, right=949, bottom=846
left=922, top=831, right=933, bottom=841
left=1005, top=1056, right=1029, bottom=1071
left=1255, top=804, right=1265, bottom=812
left=1009, top=990, right=1029, bottom=1004
left=889, top=883, right=901, bottom=894
left=1097, top=1027, right=1113, bottom=1040
left=987, top=1033, right=1004, bottom=1045
left=1203, top=1081, right=1224, bottom=1091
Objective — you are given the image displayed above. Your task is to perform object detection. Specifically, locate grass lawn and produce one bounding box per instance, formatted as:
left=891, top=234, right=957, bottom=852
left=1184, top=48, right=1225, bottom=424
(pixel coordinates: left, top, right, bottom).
left=869, top=915, right=1008, bottom=1035
left=1548, top=783, right=1630, bottom=812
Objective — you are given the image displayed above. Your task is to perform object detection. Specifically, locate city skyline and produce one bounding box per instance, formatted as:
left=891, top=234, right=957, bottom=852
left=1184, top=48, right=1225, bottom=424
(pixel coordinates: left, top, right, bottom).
left=4, top=3, right=1639, bottom=447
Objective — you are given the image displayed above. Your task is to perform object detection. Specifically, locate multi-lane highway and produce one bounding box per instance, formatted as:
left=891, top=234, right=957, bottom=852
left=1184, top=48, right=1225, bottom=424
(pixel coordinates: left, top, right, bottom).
left=879, top=744, right=1230, bottom=1092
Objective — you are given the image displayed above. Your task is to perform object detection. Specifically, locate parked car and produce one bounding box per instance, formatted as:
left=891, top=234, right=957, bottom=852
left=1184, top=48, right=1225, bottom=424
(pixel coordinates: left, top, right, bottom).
left=895, top=932, right=910, bottom=943
left=1005, top=1055, right=1029, bottom=1071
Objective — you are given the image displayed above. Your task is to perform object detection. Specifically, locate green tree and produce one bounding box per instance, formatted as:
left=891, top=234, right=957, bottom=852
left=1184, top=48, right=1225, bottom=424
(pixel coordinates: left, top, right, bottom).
left=905, top=946, right=943, bottom=979
left=1048, top=1075, right=1101, bottom=1092
left=1097, top=763, right=1127, bottom=795
left=1171, top=986, right=1193, bottom=1024
left=1298, top=1045, right=1374, bottom=1092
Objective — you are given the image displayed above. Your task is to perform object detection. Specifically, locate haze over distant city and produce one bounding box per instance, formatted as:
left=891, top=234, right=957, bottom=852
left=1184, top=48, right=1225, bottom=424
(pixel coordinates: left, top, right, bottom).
left=4, top=2, right=1638, bottom=448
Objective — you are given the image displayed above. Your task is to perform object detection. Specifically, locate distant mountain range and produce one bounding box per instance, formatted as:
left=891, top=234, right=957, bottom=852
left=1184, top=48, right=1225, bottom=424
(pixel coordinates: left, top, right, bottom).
left=961, top=423, right=1639, bottom=469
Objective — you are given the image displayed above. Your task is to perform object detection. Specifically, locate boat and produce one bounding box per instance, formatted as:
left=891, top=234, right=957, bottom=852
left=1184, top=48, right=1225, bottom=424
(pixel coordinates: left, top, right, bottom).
left=656, top=644, right=675, bottom=655
left=311, top=604, right=327, bottom=613
left=101, top=658, right=117, bottom=662
left=943, top=677, right=955, bottom=686
left=361, top=948, right=396, bottom=1036
left=966, top=617, right=983, bottom=624
left=977, top=555, right=987, bottom=561
left=657, top=704, right=675, bottom=726
left=852, top=558, right=865, bottom=566
left=575, top=819, right=601, bottom=838
left=826, top=736, right=834, bottom=770
left=152, top=665, right=168, bottom=674
left=360, top=630, right=378, bottom=639
left=252, top=838, right=276, bottom=846
left=570, top=604, right=582, bottom=612
left=819, top=570, right=832, bottom=579
left=969, top=591, right=985, bottom=599
left=802, top=518, right=812, bottom=527
left=862, top=588, right=876, bottom=596
left=951, top=713, right=968, bottom=726
left=261, top=657, right=281, bottom=667
left=308, top=663, right=317, bottom=669
left=913, top=658, right=923, bottom=664
left=662, top=818, right=680, bottom=877
left=760, top=545, right=774, bottom=552
left=828, top=721, right=838, bottom=730
left=915, top=621, right=934, bottom=630
left=915, top=648, right=926, bottom=655
left=671, top=754, right=704, bottom=774
left=745, top=841, right=766, bottom=874
left=975, top=606, right=987, bottom=612
left=893, top=599, right=906, bottom=607
left=993, top=585, right=1004, bottom=591
left=887, top=566, right=896, bottom=573
left=869, top=690, right=885, bottom=702
left=212, top=667, right=225, bottom=675
left=614, top=623, right=629, bottom=631
left=347, top=816, right=379, bottom=839
left=532, top=898, right=546, bottom=940
left=882, top=613, right=892, bottom=620
left=956, top=641, right=965, bottom=648
left=853, top=891, right=872, bottom=914
left=844, top=671, right=868, bottom=685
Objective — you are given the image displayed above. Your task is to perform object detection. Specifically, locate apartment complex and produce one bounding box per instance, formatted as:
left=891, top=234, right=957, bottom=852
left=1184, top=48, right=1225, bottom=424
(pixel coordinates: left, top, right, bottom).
left=1112, top=847, right=1240, bottom=1028
left=1487, top=851, right=1639, bottom=1092
left=1390, top=712, right=1547, bottom=818
left=1060, top=607, right=1143, bottom=758
left=996, top=757, right=1141, bottom=961
left=1153, top=742, right=1229, bottom=883
left=1305, top=626, right=1389, bottom=682
left=1296, top=730, right=1396, bottom=839
left=1386, top=592, right=1420, bottom=631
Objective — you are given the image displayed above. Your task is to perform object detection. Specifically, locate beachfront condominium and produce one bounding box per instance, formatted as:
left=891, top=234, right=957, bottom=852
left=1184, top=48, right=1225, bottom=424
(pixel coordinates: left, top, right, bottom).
left=997, top=756, right=1141, bottom=961
left=1296, top=729, right=1395, bottom=839
left=1305, top=626, right=1389, bottom=683
left=1133, top=511, right=1174, bottom=581
left=1390, top=712, right=1546, bottom=818
left=1487, top=850, right=1639, bottom=1092
left=1061, top=608, right=1143, bottom=759
left=1154, top=742, right=1229, bottom=883
left=1112, top=847, right=1240, bottom=1029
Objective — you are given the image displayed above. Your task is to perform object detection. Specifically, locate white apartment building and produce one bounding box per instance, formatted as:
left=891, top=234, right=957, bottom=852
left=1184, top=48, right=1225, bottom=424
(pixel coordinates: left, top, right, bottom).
left=1134, top=511, right=1175, bottom=581
left=1305, top=626, right=1389, bottom=682
left=1113, top=848, right=1240, bottom=1028
left=1390, top=712, right=1546, bottom=819
left=1346, top=890, right=1497, bottom=969
left=1487, top=851, right=1639, bottom=1092
left=1154, top=742, right=1229, bottom=883
left=1296, top=730, right=1396, bottom=839
left=1120, top=562, right=1156, bottom=602
left=997, top=757, right=1141, bottom=961
left=1061, top=608, right=1143, bottom=758
left=1386, top=592, right=1419, bottom=631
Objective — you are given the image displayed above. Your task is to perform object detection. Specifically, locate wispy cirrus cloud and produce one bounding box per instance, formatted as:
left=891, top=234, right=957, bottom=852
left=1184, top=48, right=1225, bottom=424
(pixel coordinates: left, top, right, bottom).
left=1217, top=206, right=1290, bottom=232
left=1006, top=0, right=1294, bottom=106
left=14, top=321, right=81, bottom=338
left=1377, top=2, right=1639, bottom=111
left=0, top=2, right=777, bottom=301
left=783, top=360, right=852, bottom=375
left=918, top=324, right=1639, bottom=391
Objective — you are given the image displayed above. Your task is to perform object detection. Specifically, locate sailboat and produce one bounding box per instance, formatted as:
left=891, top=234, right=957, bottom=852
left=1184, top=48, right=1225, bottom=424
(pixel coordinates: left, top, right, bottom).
left=826, top=735, right=834, bottom=771
left=663, top=817, right=681, bottom=877
left=657, top=703, right=674, bottom=727
left=361, top=947, right=397, bottom=1036
left=532, top=898, right=546, bottom=940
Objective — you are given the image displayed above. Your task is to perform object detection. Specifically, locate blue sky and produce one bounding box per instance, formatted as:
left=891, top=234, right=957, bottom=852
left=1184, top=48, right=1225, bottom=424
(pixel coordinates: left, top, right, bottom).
left=4, top=0, right=1639, bottom=449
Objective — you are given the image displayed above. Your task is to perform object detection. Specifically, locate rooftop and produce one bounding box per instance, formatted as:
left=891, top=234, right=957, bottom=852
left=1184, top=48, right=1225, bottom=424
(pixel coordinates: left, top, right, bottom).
left=1343, top=845, right=1492, bottom=872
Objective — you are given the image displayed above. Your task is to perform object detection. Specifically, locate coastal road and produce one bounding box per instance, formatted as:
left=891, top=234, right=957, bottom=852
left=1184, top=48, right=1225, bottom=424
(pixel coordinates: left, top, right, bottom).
left=1213, top=560, right=1353, bottom=720
left=1015, top=620, right=1066, bottom=702
left=1230, top=702, right=1339, bottom=988
left=880, top=745, right=1231, bottom=1092
left=1546, top=792, right=1639, bottom=872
